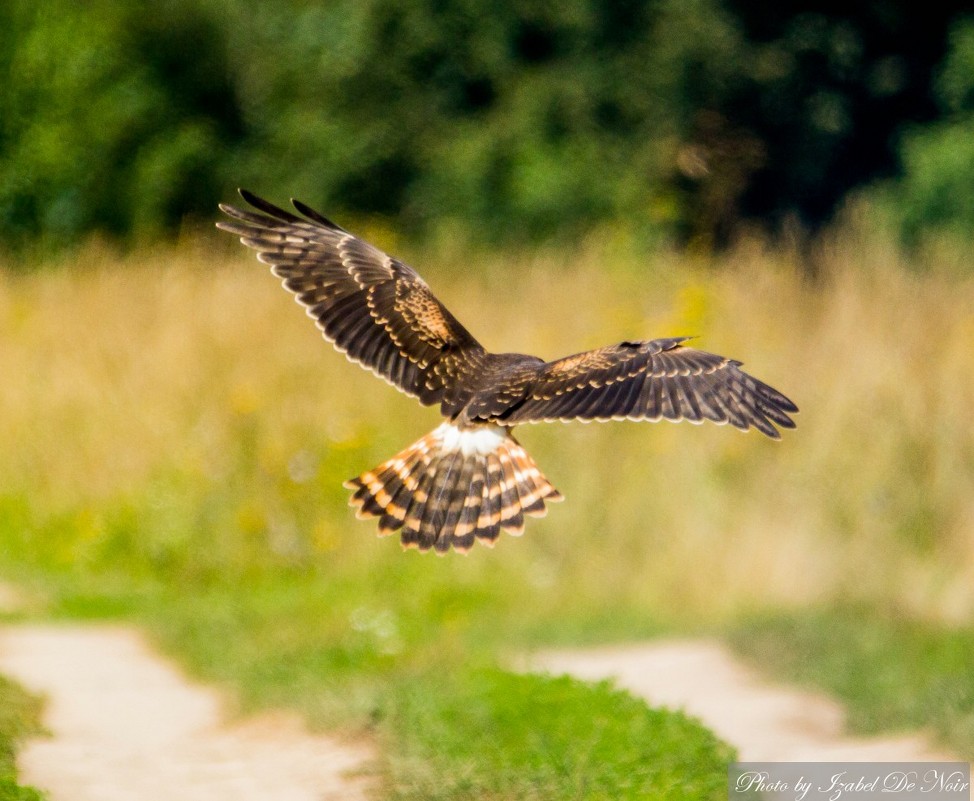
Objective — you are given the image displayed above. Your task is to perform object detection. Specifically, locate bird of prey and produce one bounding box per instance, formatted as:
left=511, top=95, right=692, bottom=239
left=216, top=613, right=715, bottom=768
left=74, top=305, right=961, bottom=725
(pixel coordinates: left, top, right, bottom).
left=218, top=190, right=797, bottom=555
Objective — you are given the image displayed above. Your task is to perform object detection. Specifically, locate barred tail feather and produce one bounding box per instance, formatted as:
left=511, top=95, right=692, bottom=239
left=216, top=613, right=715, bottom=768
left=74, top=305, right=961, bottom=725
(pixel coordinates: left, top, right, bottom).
left=344, top=423, right=562, bottom=554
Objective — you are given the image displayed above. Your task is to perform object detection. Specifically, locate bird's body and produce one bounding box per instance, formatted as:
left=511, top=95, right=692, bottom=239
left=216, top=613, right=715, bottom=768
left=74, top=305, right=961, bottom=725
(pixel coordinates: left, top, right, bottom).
left=218, top=190, right=797, bottom=554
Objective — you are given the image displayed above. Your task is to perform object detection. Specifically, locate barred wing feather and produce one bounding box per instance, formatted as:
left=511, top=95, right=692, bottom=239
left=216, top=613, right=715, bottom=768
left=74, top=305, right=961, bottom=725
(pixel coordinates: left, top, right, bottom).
left=498, top=338, right=798, bottom=438
left=217, top=190, right=485, bottom=409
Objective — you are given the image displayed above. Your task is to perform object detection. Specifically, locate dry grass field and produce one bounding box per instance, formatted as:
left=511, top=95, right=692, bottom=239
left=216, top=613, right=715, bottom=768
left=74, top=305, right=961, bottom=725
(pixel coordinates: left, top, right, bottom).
left=2, top=220, right=974, bottom=794
left=2, top=220, right=972, bottom=626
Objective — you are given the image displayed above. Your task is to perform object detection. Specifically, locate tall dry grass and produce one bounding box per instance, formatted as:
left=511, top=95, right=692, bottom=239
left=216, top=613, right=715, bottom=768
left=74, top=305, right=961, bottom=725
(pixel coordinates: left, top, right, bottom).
left=1, top=224, right=972, bottom=627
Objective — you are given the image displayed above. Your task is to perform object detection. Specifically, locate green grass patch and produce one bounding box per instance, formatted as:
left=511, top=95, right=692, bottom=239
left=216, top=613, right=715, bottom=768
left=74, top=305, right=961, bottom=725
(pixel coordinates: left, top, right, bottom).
left=4, top=240, right=974, bottom=795
left=135, top=577, right=730, bottom=798
left=383, top=670, right=731, bottom=800
left=0, top=675, right=46, bottom=801
left=729, top=607, right=974, bottom=758
left=1, top=569, right=730, bottom=799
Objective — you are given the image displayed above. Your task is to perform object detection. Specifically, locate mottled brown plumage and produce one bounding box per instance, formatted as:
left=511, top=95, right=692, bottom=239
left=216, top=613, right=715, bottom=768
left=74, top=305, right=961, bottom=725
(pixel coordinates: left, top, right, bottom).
left=218, top=190, right=798, bottom=554
left=344, top=423, right=559, bottom=553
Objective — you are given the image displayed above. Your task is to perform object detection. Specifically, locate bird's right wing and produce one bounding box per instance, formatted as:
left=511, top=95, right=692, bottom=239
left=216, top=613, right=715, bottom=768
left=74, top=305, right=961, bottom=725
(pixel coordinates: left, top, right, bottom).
left=497, top=338, right=797, bottom=438
left=217, top=190, right=486, bottom=407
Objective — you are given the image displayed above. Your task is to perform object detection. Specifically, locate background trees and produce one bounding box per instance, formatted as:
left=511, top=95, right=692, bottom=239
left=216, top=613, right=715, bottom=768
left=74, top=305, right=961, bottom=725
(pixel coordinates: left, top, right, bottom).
left=0, top=0, right=970, bottom=252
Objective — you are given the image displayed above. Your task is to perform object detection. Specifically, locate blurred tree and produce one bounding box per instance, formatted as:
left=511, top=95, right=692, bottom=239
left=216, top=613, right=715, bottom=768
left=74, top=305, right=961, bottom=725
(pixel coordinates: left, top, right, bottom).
left=0, top=0, right=969, bottom=253
left=720, top=2, right=966, bottom=236
left=0, top=0, right=242, bottom=248
left=872, top=17, right=974, bottom=246
left=217, top=0, right=744, bottom=242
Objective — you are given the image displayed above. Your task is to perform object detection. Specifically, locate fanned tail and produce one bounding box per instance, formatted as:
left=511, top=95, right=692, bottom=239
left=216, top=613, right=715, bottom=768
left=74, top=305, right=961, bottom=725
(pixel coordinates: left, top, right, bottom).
left=344, top=423, right=562, bottom=554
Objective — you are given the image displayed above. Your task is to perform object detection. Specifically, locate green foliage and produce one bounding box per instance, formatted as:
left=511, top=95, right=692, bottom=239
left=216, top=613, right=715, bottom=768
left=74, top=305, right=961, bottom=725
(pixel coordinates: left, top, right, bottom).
left=730, top=608, right=974, bottom=757
left=180, top=0, right=753, bottom=243
left=0, top=0, right=239, bottom=247
left=384, top=670, right=732, bottom=800
left=875, top=18, right=974, bottom=247
left=0, top=676, right=46, bottom=801
left=889, top=119, right=974, bottom=245
left=938, top=18, right=974, bottom=113
left=1, top=0, right=970, bottom=251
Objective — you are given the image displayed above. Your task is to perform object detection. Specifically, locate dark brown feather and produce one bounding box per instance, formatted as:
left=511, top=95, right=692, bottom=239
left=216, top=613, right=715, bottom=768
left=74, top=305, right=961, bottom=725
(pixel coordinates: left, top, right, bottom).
left=490, top=338, right=797, bottom=438
left=346, top=424, right=561, bottom=554
left=218, top=191, right=486, bottom=413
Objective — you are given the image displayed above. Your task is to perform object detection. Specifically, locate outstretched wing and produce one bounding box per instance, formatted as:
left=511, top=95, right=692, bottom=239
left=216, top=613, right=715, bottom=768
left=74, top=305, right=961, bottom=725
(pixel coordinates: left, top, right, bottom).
left=496, top=337, right=797, bottom=438
left=217, top=190, right=486, bottom=408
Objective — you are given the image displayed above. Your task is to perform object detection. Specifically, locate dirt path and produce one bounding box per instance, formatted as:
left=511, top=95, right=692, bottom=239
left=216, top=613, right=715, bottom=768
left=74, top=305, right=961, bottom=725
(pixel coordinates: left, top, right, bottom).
left=0, top=615, right=965, bottom=800
left=0, top=625, right=374, bottom=801
left=530, top=640, right=965, bottom=762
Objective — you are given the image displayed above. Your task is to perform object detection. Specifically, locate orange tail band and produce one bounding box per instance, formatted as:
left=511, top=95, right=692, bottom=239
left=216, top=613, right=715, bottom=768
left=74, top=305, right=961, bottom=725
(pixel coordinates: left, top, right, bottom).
left=344, top=423, right=562, bottom=554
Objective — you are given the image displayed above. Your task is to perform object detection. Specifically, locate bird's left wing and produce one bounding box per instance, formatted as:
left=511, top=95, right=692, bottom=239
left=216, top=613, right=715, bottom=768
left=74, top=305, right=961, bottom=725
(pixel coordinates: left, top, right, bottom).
left=217, top=190, right=485, bottom=407
left=494, top=338, right=797, bottom=438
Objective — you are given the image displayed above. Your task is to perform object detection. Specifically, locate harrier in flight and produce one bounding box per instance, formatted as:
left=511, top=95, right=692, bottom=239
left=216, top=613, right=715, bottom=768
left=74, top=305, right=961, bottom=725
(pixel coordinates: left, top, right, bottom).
left=218, top=191, right=797, bottom=554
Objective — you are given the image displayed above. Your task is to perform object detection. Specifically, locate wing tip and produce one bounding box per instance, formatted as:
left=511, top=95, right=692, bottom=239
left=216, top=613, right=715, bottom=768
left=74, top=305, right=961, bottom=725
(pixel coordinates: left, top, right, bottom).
left=238, top=187, right=259, bottom=205
left=291, top=197, right=347, bottom=232
left=223, top=188, right=346, bottom=232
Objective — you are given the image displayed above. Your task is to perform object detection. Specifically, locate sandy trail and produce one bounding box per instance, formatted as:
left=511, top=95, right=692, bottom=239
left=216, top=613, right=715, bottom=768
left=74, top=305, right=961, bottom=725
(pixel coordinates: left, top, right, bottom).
left=0, top=625, right=374, bottom=801
left=0, top=604, right=966, bottom=800
left=530, top=640, right=966, bottom=763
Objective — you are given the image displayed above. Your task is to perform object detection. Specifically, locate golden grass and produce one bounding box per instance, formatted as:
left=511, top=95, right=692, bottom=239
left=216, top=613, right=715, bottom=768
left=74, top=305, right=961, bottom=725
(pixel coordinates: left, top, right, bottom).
left=2, top=224, right=972, bottom=625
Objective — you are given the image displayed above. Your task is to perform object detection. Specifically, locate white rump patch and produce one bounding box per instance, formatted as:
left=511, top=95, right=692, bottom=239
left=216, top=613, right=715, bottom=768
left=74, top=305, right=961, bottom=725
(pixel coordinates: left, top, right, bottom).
left=434, top=423, right=507, bottom=456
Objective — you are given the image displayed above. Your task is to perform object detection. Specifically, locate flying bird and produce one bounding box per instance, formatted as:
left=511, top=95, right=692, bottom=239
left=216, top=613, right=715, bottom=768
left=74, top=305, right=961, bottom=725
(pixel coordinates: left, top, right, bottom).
left=218, top=190, right=797, bottom=555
